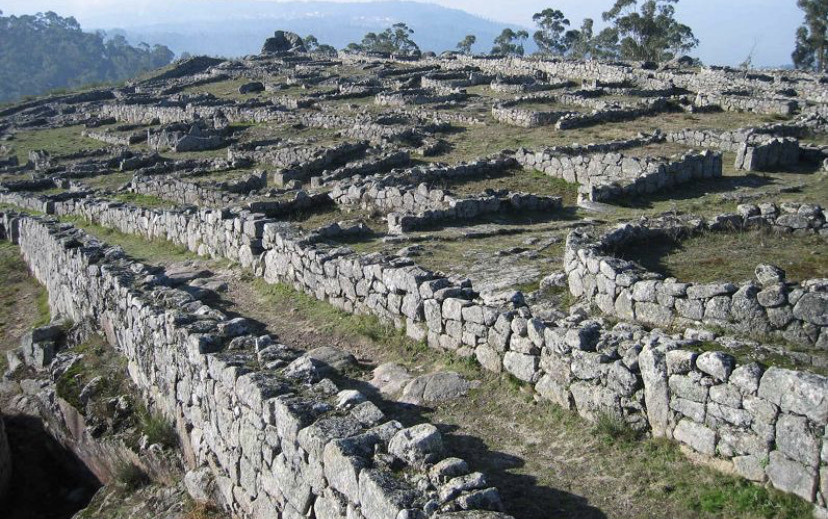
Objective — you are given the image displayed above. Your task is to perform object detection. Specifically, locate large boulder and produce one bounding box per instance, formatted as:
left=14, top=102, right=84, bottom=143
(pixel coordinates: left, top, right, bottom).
left=262, top=31, right=306, bottom=54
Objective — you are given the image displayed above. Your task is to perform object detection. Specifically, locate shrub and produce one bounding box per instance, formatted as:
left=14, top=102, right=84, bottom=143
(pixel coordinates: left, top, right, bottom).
left=114, top=460, right=149, bottom=492
left=137, top=407, right=178, bottom=449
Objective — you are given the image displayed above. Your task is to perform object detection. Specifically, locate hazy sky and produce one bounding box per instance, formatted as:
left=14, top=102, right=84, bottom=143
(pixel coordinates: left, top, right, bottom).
left=0, top=0, right=806, bottom=66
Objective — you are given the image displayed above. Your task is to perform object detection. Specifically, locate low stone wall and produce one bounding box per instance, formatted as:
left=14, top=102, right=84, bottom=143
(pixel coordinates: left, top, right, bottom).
left=384, top=190, right=562, bottom=234
left=490, top=78, right=571, bottom=94
left=311, top=151, right=411, bottom=187
left=0, top=213, right=511, bottom=519
left=564, top=206, right=827, bottom=349
left=734, top=138, right=800, bottom=171
left=695, top=93, right=799, bottom=116
left=375, top=89, right=468, bottom=108
left=100, top=102, right=291, bottom=126
left=3, top=194, right=826, bottom=508
left=147, top=123, right=226, bottom=153
left=668, top=127, right=772, bottom=153
left=493, top=94, right=670, bottom=129
left=515, top=147, right=722, bottom=202
left=131, top=170, right=267, bottom=207
left=555, top=98, right=670, bottom=130
left=0, top=414, right=10, bottom=502
left=274, top=142, right=370, bottom=185
left=491, top=95, right=577, bottom=128
left=82, top=129, right=146, bottom=146
left=230, top=141, right=369, bottom=186
left=334, top=156, right=517, bottom=191
left=421, top=71, right=491, bottom=91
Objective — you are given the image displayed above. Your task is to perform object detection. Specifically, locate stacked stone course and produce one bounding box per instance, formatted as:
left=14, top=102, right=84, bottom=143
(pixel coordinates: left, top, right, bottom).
left=0, top=193, right=826, bottom=507
left=0, top=212, right=511, bottom=519
left=515, top=145, right=722, bottom=203
left=564, top=205, right=828, bottom=349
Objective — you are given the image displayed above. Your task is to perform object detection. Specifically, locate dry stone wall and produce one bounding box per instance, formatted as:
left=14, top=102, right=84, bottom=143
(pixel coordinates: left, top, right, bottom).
left=564, top=206, right=828, bottom=349
left=694, top=93, right=799, bottom=116
left=0, top=213, right=511, bottom=519
left=1, top=190, right=826, bottom=508
left=131, top=170, right=268, bottom=207
left=515, top=146, right=722, bottom=202
left=375, top=90, right=468, bottom=108
left=734, top=138, right=800, bottom=171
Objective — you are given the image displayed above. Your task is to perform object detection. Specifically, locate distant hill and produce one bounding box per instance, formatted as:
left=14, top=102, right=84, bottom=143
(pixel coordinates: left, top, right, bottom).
left=102, top=0, right=532, bottom=58
left=0, top=11, right=174, bottom=104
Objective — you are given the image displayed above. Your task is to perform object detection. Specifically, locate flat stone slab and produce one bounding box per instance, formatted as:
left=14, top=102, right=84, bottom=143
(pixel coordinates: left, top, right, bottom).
left=401, top=372, right=472, bottom=405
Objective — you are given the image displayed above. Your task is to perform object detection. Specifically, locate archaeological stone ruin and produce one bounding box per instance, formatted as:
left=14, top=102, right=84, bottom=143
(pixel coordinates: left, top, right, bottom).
left=0, top=28, right=826, bottom=519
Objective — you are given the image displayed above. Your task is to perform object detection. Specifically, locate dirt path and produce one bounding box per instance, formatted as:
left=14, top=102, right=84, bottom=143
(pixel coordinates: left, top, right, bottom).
left=0, top=242, right=48, bottom=358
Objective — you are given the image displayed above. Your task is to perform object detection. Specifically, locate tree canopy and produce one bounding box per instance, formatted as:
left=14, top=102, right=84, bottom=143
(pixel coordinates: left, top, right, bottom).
left=491, top=29, right=529, bottom=57
left=601, top=0, right=697, bottom=62
left=532, top=9, right=571, bottom=56
left=457, top=34, right=477, bottom=55
left=345, top=23, right=419, bottom=56
left=793, top=0, right=828, bottom=71
left=0, top=10, right=175, bottom=103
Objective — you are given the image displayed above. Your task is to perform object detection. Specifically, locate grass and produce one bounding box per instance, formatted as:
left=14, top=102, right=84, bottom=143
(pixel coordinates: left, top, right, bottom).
left=440, top=169, right=580, bottom=206
left=111, top=192, right=175, bottom=209
left=0, top=241, right=50, bottom=358
left=58, top=215, right=198, bottom=265
left=618, top=227, right=827, bottom=284
left=82, top=172, right=134, bottom=192
left=9, top=126, right=107, bottom=164
left=423, top=108, right=787, bottom=166
left=179, top=77, right=265, bottom=100
left=252, top=279, right=423, bottom=352
left=135, top=406, right=178, bottom=449
left=592, top=412, right=641, bottom=446
left=691, top=476, right=811, bottom=518
left=55, top=334, right=129, bottom=414
left=113, top=461, right=150, bottom=492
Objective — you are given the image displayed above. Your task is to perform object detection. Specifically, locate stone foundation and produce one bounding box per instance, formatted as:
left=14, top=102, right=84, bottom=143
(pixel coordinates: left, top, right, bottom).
left=564, top=206, right=828, bottom=349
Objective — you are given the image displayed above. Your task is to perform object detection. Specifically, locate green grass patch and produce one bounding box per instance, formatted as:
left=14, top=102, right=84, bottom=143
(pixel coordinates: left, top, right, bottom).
left=113, top=460, right=150, bottom=492
left=55, top=334, right=129, bottom=414
left=111, top=192, right=174, bottom=209
left=689, top=475, right=811, bottom=518
left=58, top=215, right=198, bottom=265
left=0, top=241, right=49, bottom=355
left=83, top=172, right=134, bottom=192
left=135, top=405, right=178, bottom=449
left=9, top=126, right=107, bottom=164
left=439, top=169, right=580, bottom=207
left=252, top=279, right=417, bottom=351
left=618, top=227, right=826, bottom=284
left=592, top=412, right=641, bottom=446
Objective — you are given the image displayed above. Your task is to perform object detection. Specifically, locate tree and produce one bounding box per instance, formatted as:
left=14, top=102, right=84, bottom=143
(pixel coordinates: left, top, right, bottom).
left=563, top=18, right=593, bottom=59
left=345, top=23, right=419, bottom=55
left=793, top=0, right=828, bottom=71
left=457, top=34, right=476, bottom=55
left=0, top=10, right=175, bottom=103
left=491, top=28, right=529, bottom=57
left=532, top=8, right=571, bottom=56
left=602, top=0, right=698, bottom=62
left=592, top=27, right=621, bottom=59
left=316, top=44, right=338, bottom=57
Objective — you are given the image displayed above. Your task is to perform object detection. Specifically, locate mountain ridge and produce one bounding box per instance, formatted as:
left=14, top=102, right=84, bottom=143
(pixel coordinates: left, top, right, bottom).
left=98, top=0, right=533, bottom=58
